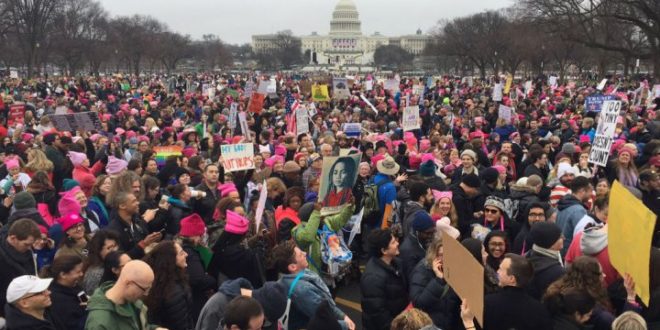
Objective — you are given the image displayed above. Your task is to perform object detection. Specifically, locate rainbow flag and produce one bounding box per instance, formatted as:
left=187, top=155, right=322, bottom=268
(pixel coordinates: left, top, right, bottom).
left=153, top=146, right=183, bottom=167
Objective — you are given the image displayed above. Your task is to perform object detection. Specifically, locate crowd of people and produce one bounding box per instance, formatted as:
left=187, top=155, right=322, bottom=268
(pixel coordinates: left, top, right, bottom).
left=0, top=71, right=657, bottom=330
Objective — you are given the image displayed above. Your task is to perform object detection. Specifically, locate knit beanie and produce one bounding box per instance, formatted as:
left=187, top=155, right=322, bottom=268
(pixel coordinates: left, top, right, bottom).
left=13, top=191, right=36, bottom=210
left=460, top=149, right=477, bottom=161
left=62, top=179, right=80, bottom=192
left=106, top=156, right=128, bottom=175
left=179, top=214, right=206, bottom=237
left=252, top=282, right=288, bottom=324
left=67, top=151, right=87, bottom=167
left=225, top=210, right=249, bottom=235
left=419, top=160, right=436, bottom=177
left=481, top=167, right=499, bottom=185
left=58, top=187, right=82, bottom=216
left=59, top=213, right=83, bottom=232
left=484, top=196, right=506, bottom=213
left=529, top=222, right=562, bottom=249
left=561, top=142, right=576, bottom=155
left=461, top=173, right=481, bottom=189
left=412, top=212, right=435, bottom=232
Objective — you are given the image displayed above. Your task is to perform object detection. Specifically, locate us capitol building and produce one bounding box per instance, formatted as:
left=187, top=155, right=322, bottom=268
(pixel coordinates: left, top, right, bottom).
left=251, top=0, right=431, bottom=66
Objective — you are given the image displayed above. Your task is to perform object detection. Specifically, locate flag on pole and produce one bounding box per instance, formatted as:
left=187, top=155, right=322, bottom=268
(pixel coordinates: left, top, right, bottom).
left=285, top=92, right=299, bottom=134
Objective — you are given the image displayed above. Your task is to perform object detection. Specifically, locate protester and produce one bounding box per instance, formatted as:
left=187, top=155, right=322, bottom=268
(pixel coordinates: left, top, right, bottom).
left=81, top=229, right=120, bottom=294
left=4, top=275, right=63, bottom=330
left=40, top=254, right=87, bottom=330
left=527, top=222, right=566, bottom=300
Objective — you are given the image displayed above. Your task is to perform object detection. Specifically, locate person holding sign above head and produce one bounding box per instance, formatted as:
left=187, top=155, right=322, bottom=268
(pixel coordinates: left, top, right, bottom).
left=323, top=157, right=356, bottom=208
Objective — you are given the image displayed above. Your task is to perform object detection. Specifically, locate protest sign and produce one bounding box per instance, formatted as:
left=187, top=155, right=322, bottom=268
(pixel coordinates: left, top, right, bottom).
left=229, top=103, right=238, bottom=129
left=585, top=95, right=616, bottom=112
left=343, top=123, right=361, bottom=138
left=312, top=84, right=330, bottom=102
left=360, top=94, right=378, bottom=114
left=492, top=83, right=503, bottom=101
left=498, top=104, right=513, bottom=124
left=588, top=100, right=621, bottom=167
left=504, top=75, right=513, bottom=94
left=347, top=207, right=365, bottom=247
left=255, top=180, right=268, bottom=233
left=7, top=103, right=25, bottom=126
left=365, top=79, right=373, bottom=91
left=597, top=78, right=608, bottom=91
left=384, top=79, right=399, bottom=93
left=49, top=112, right=103, bottom=132
left=413, top=84, right=424, bottom=96
left=296, top=106, right=309, bottom=135
left=443, top=231, right=484, bottom=327
left=308, top=102, right=317, bottom=117
left=257, top=80, right=269, bottom=94
left=244, top=81, right=254, bottom=97
left=154, top=146, right=183, bottom=167
left=652, top=84, right=660, bottom=99
left=524, top=80, right=533, bottom=95
left=609, top=181, right=657, bottom=305
left=402, top=106, right=420, bottom=131
left=548, top=76, right=558, bottom=87
left=9, top=70, right=18, bottom=79
left=220, top=143, right=255, bottom=172
left=238, top=112, right=251, bottom=142
left=318, top=153, right=361, bottom=216
left=333, top=78, right=350, bottom=99
left=248, top=93, right=265, bottom=114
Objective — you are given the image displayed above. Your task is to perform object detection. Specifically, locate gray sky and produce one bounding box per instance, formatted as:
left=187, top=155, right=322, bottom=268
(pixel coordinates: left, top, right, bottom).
left=98, top=0, right=513, bottom=45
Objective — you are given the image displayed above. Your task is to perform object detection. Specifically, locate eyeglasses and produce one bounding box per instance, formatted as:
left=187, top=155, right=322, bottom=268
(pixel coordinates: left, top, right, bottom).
left=22, top=290, right=49, bottom=300
left=484, top=208, right=500, bottom=214
left=131, top=281, right=151, bottom=294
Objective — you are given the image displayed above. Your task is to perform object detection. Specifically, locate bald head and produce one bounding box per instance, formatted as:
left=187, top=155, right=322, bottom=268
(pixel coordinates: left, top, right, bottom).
left=119, top=260, right=154, bottom=285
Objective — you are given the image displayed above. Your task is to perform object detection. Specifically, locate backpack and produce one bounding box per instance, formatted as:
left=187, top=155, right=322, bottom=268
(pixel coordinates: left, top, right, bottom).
left=319, top=225, right=353, bottom=277
left=362, top=179, right=387, bottom=226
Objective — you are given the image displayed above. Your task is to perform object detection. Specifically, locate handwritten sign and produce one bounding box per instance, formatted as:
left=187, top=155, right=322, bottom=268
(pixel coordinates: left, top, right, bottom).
left=403, top=106, right=420, bottom=131
left=238, top=112, right=251, bottom=142
left=248, top=93, right=265, bottom=114
left=7, top=104, right=25, bottom=126
left=498, top=104, right=513, bottom=124
left=220, top=143, right=255, bottom=172
left=589, top=100, right=621, bottom=167
left=296, top=106, right=309, bottom=135
left=333, top=78, right=350, bottom=99
left=255, top=180, right=268, bottom=233
left=492, top=83, right=503, bottom=102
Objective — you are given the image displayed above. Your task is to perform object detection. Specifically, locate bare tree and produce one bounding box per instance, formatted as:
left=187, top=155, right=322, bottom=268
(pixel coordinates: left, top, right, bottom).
left=108, top=15, right=164, bottom=75
left=156, top=32, right=192, bottom=73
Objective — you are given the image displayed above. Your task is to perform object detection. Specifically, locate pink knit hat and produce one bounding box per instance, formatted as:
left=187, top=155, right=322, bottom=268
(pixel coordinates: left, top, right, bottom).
left=59, top=213, right=83, bottom=232
left=106, top=156, right=128, bottom=175
left=58, top=187, right=82, bottom=217
left=492, top=165, right=506, bottom=175
left=432, top=190, right=453, bottom=202
left=179, top=214, right=206, bottom=237
left=219, top=182, right=238, bottom=198
left=67, top=151, right=87, bottom=167
left=274, top=144, right=287, bottom=157
left=420, top=153, right=435, bottom=164
left=264, top=155, right=284, bottom=169
left=225, top=210, right=249, bottom=235
left=4, top=157, right=19, bottom=170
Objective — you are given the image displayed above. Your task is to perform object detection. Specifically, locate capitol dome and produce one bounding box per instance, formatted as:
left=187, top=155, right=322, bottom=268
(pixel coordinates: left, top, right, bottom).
left=329, top=0, right=362, bottom=36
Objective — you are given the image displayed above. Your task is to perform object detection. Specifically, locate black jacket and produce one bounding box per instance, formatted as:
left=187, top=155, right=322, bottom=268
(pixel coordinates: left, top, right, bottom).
left=208, top=241, right=264, bottom=288
left=147, top=281, right=194, bottom=330
left=360, top=257, right=408, bottom=330
left=167, top=201, right=193, bottom=237
left=4, top=304, right=64, bottom=330
left=105, top=212, right=149, bottom=260
left=7, top=208, right=49, bottom=229
left=48, top=282, right=86, bottom=330
left=484, top=286, right=552, bottom=330
left=192, top=182, right=219, bottom=225
left=0, top=232, right=37, bottom=317
left=399, top=232, right=426, bottom=285
left=409, top=259, right=460, bottom=329
left=451, top=185, right=477, bottom=238
left=526, top=250, right=565, bottom=300
left=182, top=243, right=216, bottom=320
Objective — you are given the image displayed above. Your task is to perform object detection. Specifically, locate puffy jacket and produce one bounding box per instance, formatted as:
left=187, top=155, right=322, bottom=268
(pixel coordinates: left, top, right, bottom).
left=7, top=208, right=50, bottom=229
left=85, top=282, right=157, bottom=330
left=373, top=173, right=397, bottom=228
left=399, top=232, right=427, bottom=284
left=360, top=257, right=408, bottom=330
left=208, top=236, right=265, bottom=289
left=401, top=201, right=425, bottom=239
left=508, top=183, right=541, bottom=224
left=48, top=281, right=87, bottom=330
left=409, top=259, right=460, bottom=329
left=147, top=281, right=194, bottom=330
left=556, top=195, right=588, bottom=256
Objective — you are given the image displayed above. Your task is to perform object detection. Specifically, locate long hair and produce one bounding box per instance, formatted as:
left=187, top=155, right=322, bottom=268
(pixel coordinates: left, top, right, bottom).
left=25, top=148, right=54, bottom=173
left=83, top=229, right=120, bottom=272
left=324, top=157, right=356, bottom=197
left=91, top=175, right=110, bottom=198
left=544, top=256, right=611, bottom=310
left=27, top=171, right=54, bottom=193
left=425, top=236, right=444, bottom=267
left=430, top=199, right=459, bottom=227
left=615, top=156, right=639, bottom=187
left=143, top=241, right=189, bottom=316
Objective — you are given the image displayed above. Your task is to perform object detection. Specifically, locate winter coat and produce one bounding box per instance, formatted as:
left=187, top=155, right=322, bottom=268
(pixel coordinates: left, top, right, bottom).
left=409, top=259, right=460, bottom=329
left=565, top=229, right=619, bottom=287
left=526, top=250, right=565, bottom=300
left=399, top=232, right=427, bottom=284
left=553, top=315, right=590, bottom=330
left=191, top=182, right=219, bottom=225
left=509, top=183, right=541, bottom=224
left=556, top=195, right=588, bottom=255
left=166, top=198, right=193, bottom=237
left=4, top=303, right=63, bottom=330
left=147, top=281, right=194, bottom=330
left=85, top=282, right=157, bottom=330
left=360, top=257, right=408, bottom=330
left=88, top=195, right=110, bottom=228
left=401, top=201, right=425, bottom=239
left=7, top=208, right=50, bottom=229
left=373, top=173, right=397, bottom=228
left=483, top=286, right=552, bottom=330
left=105, top=212, right=149, bottom=260
left=451, top=184, right=477, bottom=238
left=48, top=281, right=87, bottom=330
left=208, top=237, right=264, bottom=289
left=182, top=243, right=216, bottom=320
left=0, top=232, right=37, bottom=317
left=195, top=278, right=252, bottom=330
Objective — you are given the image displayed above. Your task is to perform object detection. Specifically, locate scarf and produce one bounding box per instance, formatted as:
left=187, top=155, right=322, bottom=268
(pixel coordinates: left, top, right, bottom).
left=532, top=244, right=564, bottom=267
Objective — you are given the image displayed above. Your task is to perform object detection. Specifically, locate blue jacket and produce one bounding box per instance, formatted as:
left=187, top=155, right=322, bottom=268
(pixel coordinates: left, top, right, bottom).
left=556, top=195, right=588, bottom=256
left=279, top=270, right=347, bottom=330
left=373, top=173, right=397, bottom=227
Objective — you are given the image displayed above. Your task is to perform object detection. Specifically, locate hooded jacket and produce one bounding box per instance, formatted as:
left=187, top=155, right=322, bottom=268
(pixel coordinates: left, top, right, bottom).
left=565, top=227, right=618, bottom=287
left=401, top=201, right=425, bottom=239
left=195, top=278, right=251, bottom=330
left=509, top=183, right=541, bottom=224
left=556, top=195, right=588, bottom=256
left=7, top=208, right=50, bottom=228
left=85, top=282, right=157, bottom=330
left=526, top=249, right=565, bottom=300
left=409, top=259, right=460, bottom=329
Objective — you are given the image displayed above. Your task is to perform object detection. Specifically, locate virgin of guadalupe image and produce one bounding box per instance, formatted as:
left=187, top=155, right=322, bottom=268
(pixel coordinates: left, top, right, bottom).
left=323, top=157, right=356, bottom=208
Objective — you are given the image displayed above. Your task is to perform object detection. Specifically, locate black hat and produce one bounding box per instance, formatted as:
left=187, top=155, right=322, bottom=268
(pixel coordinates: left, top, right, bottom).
left=529, top=222, right=562, bottom=249
left=252, top=282, right=288, bottom=324
left=297, top=202, right=316, bottom=223
left=481, top=167, right=499, bottom=185
left=462, top=173, right=481, bottom=189
left=375, top=140, right=387, bottom=151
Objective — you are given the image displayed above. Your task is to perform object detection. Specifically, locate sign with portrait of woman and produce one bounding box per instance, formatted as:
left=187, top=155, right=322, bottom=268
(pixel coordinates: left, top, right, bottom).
left=318, top=153, right=361, bottom=216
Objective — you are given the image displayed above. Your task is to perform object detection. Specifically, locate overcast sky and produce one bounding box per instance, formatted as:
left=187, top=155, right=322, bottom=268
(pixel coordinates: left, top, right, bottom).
left=98, top=0, right=513, bottom=45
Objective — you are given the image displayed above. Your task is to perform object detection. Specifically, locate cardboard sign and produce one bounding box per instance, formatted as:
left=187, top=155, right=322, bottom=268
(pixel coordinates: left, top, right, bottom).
left=49, top=112, right=103, bottom=132
left=238, top=111, right=251, bottom=142
left=343, top=123, right=361, bottom=138
left=220, top=143, right=255, bottom=172
left=7, top=104, right=25, bottom=126
left=443, top=231, right=484, bottom=327
left=154, top=146, right=183, bottom=167
left=403, top=106, right=420, bottom=131
left=498, top=104, right=513, bottom=124
left=609, top=181, right=657, bottom=305
left=229, top=103, right=238, bottom=129
left=492, top=83, right=503, bottom=101
left=333, top=78, right=351, bottom=99
left=296, top=106, right=309, bottom=135
left=318, top=153, right=361, bottom=216
left=585, top=95, right=616, bottom=112
left=589, top=100, right=621, bottom=167
left=255, top=180, right=268, bottom=233
left=244, top=81, right=255, bottom=97
left=248, top=93, right=265, bottom=114
left=504, top=75, right=513, bottom=94
left=312, top=84, right=330, bottom=102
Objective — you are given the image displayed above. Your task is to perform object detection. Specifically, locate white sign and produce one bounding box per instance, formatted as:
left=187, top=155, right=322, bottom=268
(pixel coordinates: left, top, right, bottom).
left=238, top=111, right=250, bottom=142
left=413, top=85, right=424, bottom=96
left=347, top=207, right=365, bottom=247
left=296, top=106, right=309, bottom=135
left=548, top=76, right=558, bottom=87
left=524, top=80, right=533, bottom=95
left=403, top=106, right=420, bottom=131
left=333, top=78, right=350, bottom=99
left=498, top=104, right=513, bottom=124
left=244, top=81, right=255, bottom=97
left=360, top=94, right=378, bottom=113
left=220, top=143, right=255, bottom=172
left=384, top=79, right=399, bottom=93
left=308, top=102, right=317, bottom=117
left=255, top=180, right=268, bottom=233
left=10, top=70, right=18, bottom=79
left=492, top=83, right=503, bottom=101
left=229, top=103, right=238, bottom=129
left=343, top=123, right=361, bottom=138
left=365, top=80, right=373, bottom=91
left=589, top=100, right=621, bottom=167
left=597, top=78, right=608, bottom=91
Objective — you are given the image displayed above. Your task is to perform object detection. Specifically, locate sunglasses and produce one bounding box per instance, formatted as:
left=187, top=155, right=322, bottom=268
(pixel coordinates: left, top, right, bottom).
left=484, top=208, right=500, bottom=214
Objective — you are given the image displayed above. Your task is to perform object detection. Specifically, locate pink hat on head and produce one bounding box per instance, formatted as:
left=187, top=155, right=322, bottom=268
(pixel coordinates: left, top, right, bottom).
left=102, top=114, right=112, bottom=121
left=21, top=133, right=34, bottom=142
left=138, top=136, right=150, bottom=143
left=618, top=146, right=635, bottom=158
left=264, top=155, right=284, bottom=169
left=130, top=108, right=139, bottom=116
left=182, top=147, right=197, bottom=158
left=115, top=128, right=125, bottom=136
left=179, top=214, right=206, bottom=237
left=219, top=182, right=238, bottom=198
left=120, top=104, right=129, bottom=111
left=125, top=131, right=137, bottom=139
left=474, top=117, right=484, bottom=124
left=58, top=187, right=82, bottom=217
left=469, top=131, right=483, bottom=140
left=409, top=154, right=422, bottom=170
left=59, top=213, right=83, bottom=232
left=5, top=157, right=19, bottom=170
left=274, top=144, right=286, bottom=157
left=421, top=153, right=435, bottom=164
left=89, top=134, right=101, bottom=142
left=432, top=190, right=453, bottom=202
left=436, top=217, right=460, bottom=239
left=492, top=165, right=506, bottom=175
left=579, top=135, right=590, bottom=144
left=67, top=151, right=87, bottom=167
left=371, top=153, right=385, bottom=167
left=106, top=156, right=128, bottom=175
left=225, top=210, right=249, bottom=235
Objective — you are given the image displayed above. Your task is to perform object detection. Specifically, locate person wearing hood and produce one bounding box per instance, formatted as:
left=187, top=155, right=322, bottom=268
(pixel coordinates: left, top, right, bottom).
left=195, top=278, right=287, bottom=330
left=419, top=158, right=447, bottom=191
left=509, top=175, right=543, bottom=224
left=513, top=202, right=548, bottom=255
left=573, top=195, right=609, bottom=236
left=69, top=151, right=105, bottom=198
left=556, top=176, right=593, bottom=256
left=526, top=221, right=565, bottom=300
left=451, top=173, right=482, bottom=237
left=566, top=221, right=618, bottom=288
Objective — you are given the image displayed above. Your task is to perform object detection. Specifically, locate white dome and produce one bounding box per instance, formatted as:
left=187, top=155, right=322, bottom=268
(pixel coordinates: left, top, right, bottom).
left=329, top=0, right=361, bottom=36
